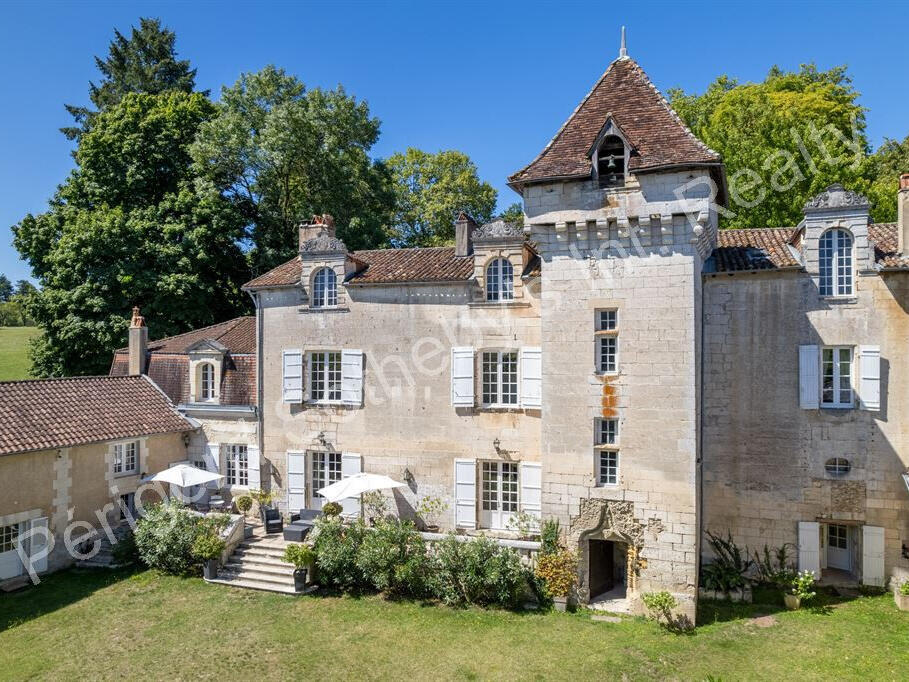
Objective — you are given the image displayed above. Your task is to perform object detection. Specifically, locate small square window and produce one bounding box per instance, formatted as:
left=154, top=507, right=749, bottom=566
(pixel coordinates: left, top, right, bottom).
left=598, top=451, right=618, bottom=485
left=596, top=419, right=618, bottom=446
left=597, top=310, right=617, bottom=331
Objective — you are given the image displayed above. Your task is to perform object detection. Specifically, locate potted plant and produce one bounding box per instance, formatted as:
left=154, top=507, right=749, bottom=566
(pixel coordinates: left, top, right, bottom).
left=322, top=501, right=343, bottom=518
left=785, top=570, right=816, bottom=610
left=416, top=496, right=448, bottom=533
left=362, top=490, right=388, bottom=526
left=896, top=580, right=909, bottom=611
left=534, top=547, right=578, bottom=611
left=193, top=531, right=226, bottom=580
left=284, top=543, right=317, bottom=592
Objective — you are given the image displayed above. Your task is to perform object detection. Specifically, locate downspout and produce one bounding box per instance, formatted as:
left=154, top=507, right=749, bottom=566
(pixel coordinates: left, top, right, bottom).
left=248, top=290, right=266, bottom=492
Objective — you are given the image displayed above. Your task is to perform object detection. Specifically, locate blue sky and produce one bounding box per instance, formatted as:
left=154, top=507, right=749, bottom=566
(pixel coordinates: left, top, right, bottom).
left=1, top=0, right=907, bottom=283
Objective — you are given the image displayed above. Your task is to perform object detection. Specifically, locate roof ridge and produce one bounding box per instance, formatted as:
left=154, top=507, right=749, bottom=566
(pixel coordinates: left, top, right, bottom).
left=0, top=375, right=141, bottom=386
left=353, top=245, right=457, bottom=255
left=509, top=58, right=622, bottom=182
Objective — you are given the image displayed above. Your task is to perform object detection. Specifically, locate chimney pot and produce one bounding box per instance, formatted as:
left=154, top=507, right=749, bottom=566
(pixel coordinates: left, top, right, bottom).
left=298, top=214, right=337, bottom=250
left=900, top=173, right=909, bottom=191
left=899, top=173, right=909, bottom=255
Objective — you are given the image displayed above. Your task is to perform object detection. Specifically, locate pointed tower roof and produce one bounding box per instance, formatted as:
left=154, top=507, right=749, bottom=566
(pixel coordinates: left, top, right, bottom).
left=508, top=56, right=723, bottom=191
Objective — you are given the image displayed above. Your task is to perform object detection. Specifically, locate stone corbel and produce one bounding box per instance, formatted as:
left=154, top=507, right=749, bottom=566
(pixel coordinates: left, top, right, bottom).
left=616, top=216, right=629, bottom=239
left=595, top=219, right=609, bottom=240
left=660, top=213, right=673, bottom=233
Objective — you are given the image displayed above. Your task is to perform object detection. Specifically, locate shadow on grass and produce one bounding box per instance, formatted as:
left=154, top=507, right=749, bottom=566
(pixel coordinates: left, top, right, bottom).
left=304, top=585, right=546, bottom=616
left=0, top=567, right=136, bottom=634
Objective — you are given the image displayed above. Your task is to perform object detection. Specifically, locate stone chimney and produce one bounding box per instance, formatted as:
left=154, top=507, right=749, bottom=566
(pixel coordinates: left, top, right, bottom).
left=128, top=306, right=148, bottom=375
left=899, top=174, right=909, bottom=255
left=298, top=214, right=336, bottom=250
left=455, top=212, right=478, bottom=257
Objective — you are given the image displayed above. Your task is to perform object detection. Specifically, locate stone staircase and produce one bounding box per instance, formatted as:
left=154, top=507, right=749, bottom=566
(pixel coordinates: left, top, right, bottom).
left=206, top=533, right=305, bottom=595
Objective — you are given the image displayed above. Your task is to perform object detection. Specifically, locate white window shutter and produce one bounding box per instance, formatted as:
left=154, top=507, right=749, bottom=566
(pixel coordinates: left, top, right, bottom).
left=283, top=349, right=304, bottom=403
left=204, top=442, right=220, bottom=490
left=340, top=453, right=362, bottom=518
left=520, top=347, right=542, bottom=408
left=29, top=517, right=49, bottom=573
left=451, top=347, right=475, bottom=407
left=453, top=458, right=477, bottom=529
left=799, top=345, right=819, bottom=409
left=519, top=462, right=542, bottom=530
left=862, top=525, right=885, bottom=587
left=797, top=521, right=820, bottom=578
left=247, top=445, right=261, bottom=490
left=858, top=345, right=881, bottom=411
left=286, top=451, right=307, bottom=513
left=341, top=349, right=364, bottom=406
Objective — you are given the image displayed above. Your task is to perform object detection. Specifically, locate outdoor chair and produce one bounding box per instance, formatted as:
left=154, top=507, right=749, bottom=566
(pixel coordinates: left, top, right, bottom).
left=284, top=508, right=321, bottom=542
left=261, top=506, right=283, bottom=534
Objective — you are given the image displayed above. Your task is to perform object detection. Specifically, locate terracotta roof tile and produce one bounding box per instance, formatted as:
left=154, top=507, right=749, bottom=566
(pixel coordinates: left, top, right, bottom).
left=116, top=317, right=255, bottom=354
left=243, top=247, right=475, bottom=289
left=868, top=223, right=908, bottom=268
left=509, top=57, right=720, bottom=186
left=712, top=228, right=800, bottom=272
left=0, top=376, right=193, bottom=456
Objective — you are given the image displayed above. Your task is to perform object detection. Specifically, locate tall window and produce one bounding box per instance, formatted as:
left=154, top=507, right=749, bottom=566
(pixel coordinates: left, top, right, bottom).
left=113, top=441, right=138, bottom=475
left=310, top=351, right=342, bottom=403
left=819, top=229, right=853, bottom=296
left=482, top=351, right=518, bottom=407
left=821, top=346, right=853, bottom=408
left=311, top=451, right=342, bottom=505
left=200, top=362, right=215, bottom=401
left=596, top=309, right=618, bottom=374
left=0, top=523, right=19, bottom=553
left=481, top=461, right=518, bottom=529
left=595, top=418, right=619, bottom=485
left=485, top=258, right=514, bottom=302
left=312, top=267, right=338, bottom=308
left=225, top=445, right=249, bottom=486
left=597, top=135, right=625, bottom=188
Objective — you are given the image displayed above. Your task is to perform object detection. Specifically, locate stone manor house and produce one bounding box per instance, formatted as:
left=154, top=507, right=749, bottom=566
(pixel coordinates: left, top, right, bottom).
left=3, top=45, right=907, bottom=619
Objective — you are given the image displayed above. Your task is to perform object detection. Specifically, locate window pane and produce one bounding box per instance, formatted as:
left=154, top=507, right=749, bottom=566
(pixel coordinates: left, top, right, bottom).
left=481, top=461, right=498, bottom=511
left=597, top=419, right=618, bottom=445
left=501, top=462, right=518, bottom=512
left=0, top=523, right=20, bottom=553
left=482, top=352, right=498, bottom=405
left=327, top=352, right=341, bottom=401
left=311, top=353, right=325, bottom=401
left=599, top=337, right=617, bottom=373
left=597, top=310, right=617, bottom=331
left=501, top=352, right=518, bottom=404
left=598, top=451, right=618, bottom=485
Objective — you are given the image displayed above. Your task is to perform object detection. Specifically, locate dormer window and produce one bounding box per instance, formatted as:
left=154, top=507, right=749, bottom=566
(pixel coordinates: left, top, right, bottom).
left=200, top=362, right=216, bottom=401
left=486, top=258, right=514, bottom=302
left=596, top=135, right=626, bottom=188
left=819, top=228, right=853, bottom=297
left=313, top=267, right=338, bottom=308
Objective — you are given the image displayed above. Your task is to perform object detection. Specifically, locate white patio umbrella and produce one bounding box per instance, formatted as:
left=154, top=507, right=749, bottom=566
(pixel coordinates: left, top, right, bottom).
left=141, top=464, right=223, bottom=488
left=317, top=472, right=406, bottom=503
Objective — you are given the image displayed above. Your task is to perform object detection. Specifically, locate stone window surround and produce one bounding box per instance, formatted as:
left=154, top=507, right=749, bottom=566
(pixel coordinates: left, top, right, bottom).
left=311, top=266, right=339, bottom=309
left=480, top=349, right=519, bottom=408
left=189, top=355, right=223, bottom=404
left=300, top=258, right=347, bottom=309
left=595, top=417, right=620, bottom=487
left=472, top=248, right=524, bottom=304
left=820, top=345, right=854, bottom=409
left=307, top=349, right=343, bottom=405
left=111, top=439, right=140, bottom=478
left=818, top=226, right=855, bottom=298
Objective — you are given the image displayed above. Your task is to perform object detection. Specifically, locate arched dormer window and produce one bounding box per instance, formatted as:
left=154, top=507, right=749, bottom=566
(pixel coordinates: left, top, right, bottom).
left=199, top=362, right=216, bottom=401
left=486, top=258, right=514, bottom=302
left=819, top=228, right=853, bottom=296
left=596, top=135, right=626, bottom=188
left=312, top=267, right=338, bottom=308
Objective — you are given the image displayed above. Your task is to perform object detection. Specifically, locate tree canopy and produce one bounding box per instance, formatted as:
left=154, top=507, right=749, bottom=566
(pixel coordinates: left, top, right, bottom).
left=63, top=17, right=199, bottom=140
left=669, top=65, right=871, bottom=227
left=865, top=135, right=909, bottom=222
left=387, top=148, right=497, bottom=246
left=0, top=275, right=12, bottom=303
left=14, top=92, right=247, bottom=376
left=192, top=65, right=394, bottom=272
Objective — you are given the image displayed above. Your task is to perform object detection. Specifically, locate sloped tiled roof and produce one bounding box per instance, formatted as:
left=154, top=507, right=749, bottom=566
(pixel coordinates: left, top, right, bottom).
left=868, top=223, right=909, bottom=268
left=509, top=57, right=721, bottom=187
left=0, top=376, right=194, bottom=456
left=244, top=247, right=476, bottom=289
left=116, top=317, right=255, bottom=354
left=712, top=228, right=800, bottom=272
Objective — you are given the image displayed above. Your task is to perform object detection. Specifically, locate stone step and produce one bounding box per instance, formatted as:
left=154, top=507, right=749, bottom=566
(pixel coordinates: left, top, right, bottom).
left=228, top=554, right=294, bottom=570
left=224, top=561, right=295, bottom=577
left=217, top=567, right=297, bottom=590
left=240, top=539, right=288, bottom=551
left=205, top=574, right=301, bottom=595
left=233, top=546, right=287, bottom=561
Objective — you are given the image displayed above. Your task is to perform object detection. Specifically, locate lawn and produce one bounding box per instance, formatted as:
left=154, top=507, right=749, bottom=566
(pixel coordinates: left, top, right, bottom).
left=1, top=570, right=907, bottom=680
left=0, top=326, right=39, bottom=381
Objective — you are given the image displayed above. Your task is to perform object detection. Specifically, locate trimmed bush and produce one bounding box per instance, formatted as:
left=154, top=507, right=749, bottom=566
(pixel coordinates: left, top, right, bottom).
left=312, top=516, right=368, bottom=590
left=321, top=501, right=343, bottom=517
left=134, top=501, right=205, bottom=574
left=431, top=534, right=531, bottom=608
left=535, top=548, right=577, bottom=599
left=356, top=520, right=431, bottom=598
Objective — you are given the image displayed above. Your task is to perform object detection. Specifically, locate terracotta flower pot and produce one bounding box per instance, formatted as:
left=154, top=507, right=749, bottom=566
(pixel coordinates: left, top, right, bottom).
left=783, top=593, right=800, bottom=610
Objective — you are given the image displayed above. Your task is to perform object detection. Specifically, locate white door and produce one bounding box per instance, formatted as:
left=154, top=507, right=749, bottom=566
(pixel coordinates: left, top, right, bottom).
left=286, top=451, right=307, bottom=513
left=0, top=522, right=23, bottom=580
left=827, top=523, right=851, bottom=570
left=310, top=451, right=342, bottom=511
left=479, top=461, right=519, bottom=530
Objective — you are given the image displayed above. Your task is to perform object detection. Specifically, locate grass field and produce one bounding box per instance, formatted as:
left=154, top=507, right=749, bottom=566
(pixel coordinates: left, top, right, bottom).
left=1, top=569, right=907, bottom=680
left=0, top=326, right=38, bottom=381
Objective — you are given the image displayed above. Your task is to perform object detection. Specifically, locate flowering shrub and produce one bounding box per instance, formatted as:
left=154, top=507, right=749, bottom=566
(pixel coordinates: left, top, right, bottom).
left=431, top=535, right=531, bottom=608
left=791, top=570, right=817, bottom=602
left=134, top=501, right=205, bottom=574
left=534, top=548, right=577, bottom=599
left=311, top=516, right=368, bottom=589
left=356, top=520, right=430, bottom=597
